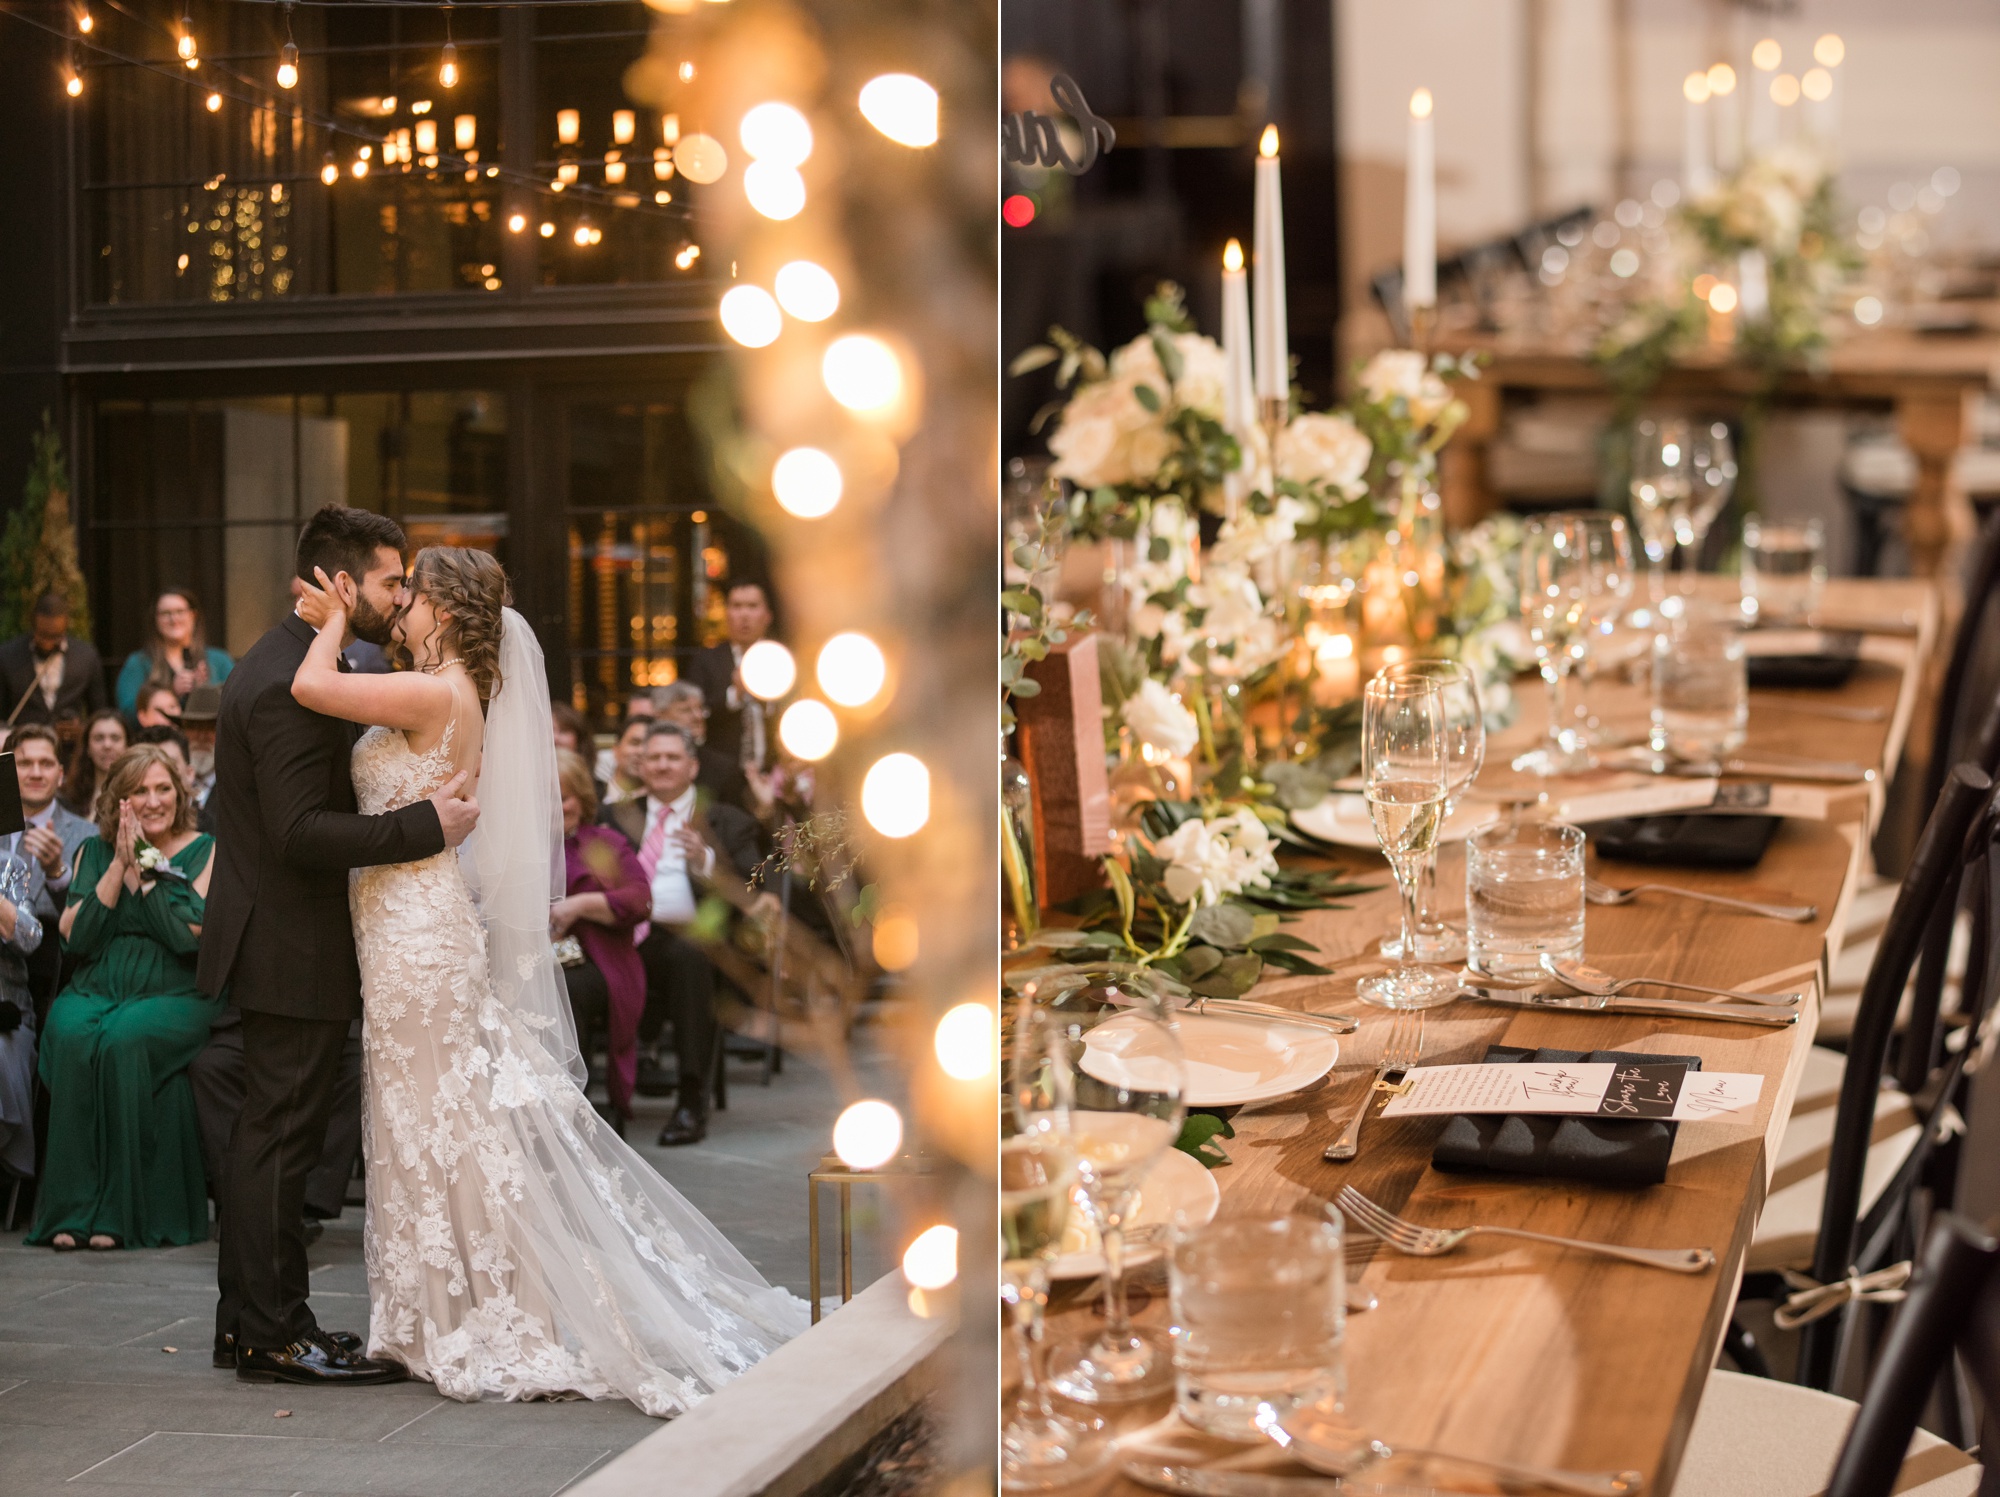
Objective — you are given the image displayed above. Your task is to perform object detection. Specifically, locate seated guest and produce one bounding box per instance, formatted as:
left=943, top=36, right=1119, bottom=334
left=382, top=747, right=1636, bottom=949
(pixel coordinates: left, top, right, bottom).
left=115, top=588, right=233, bottom=715
left=178, top=684, right=221, bottom=817
left=552, top=703, right=589, bottom=755
left=602, top=722, right=762, bottom=1147
left=0, top=819, right=48, bottom=1182
left=552, top=751, right=650, bottom=1133
left=600, top=715, right=650, bottom=806
left=30, top=745, right=217, bottom=1250
left=0, top=592, right=107, bottom=731
left=62, top=709, right=127, bottom=818
left=655, top=681, right=750, bottom=810
left=9, top=725, right=97, bottom=1023
left=134, top=682, right=181, bottom=731
left=594, top=693, right=656, bottom=787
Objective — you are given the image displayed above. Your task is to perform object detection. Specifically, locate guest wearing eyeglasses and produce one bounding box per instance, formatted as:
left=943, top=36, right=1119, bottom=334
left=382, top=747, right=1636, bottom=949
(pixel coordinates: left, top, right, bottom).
left=115, top=588, right=234, bottom=715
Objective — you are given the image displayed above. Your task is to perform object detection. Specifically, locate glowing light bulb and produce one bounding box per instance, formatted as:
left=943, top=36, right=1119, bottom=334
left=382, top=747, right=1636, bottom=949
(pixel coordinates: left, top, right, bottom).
left=901, top=1225, right=958, bottom=1290
left=438, top=43, right=458, bottom=89
left=352, top=157, right=369, bottom=178
left=816, top=632, right=885, bottom=707
left=1814, top=34, right=1845, bottom=68
left=673, top=242, right=700, bottom=270
left=454, top=114, right=476, bottom=151
left=772, top=448, right=841, bottom=518
left=414, top=119, right=437, bottom=154
left=572, top=222, right=592, bottom=247
left=205, top=91, right=222, bottom=112
left=321, top=154, right=339, bottom=185
left=822, top=335, right=902, bottom=413
left=1707, top=63, right=1737, bottom=95
left=177, top=30, right=195, bottom=61
left=539, top=221, right=555, bottom=237
left=653, top=147, right=674, bottom=181
left=76, top=8, right=91, bottom=32
left=277, top=41, right=298, bottom=89
left=862, top=753, right=929, bottom=838
left=1752, top=37, right=1781, bottom=71
left=612, top=108, right=635, bottom=144
left=506, top=212, right=525, bottom=233
left=774, top=260, right=839, bottom=321
left=674, top=133, right=728, bottom=185
left=739, top=101, right=813, bottom=165
left=661, top=113, right=680, bottom=145
left=1683, top=71, right=1710, bottom=103
left=604, top=153, right=626, bottom=185
left=718, top=284, right=782, bottom=348
left=832, top=1099, right=901, bottom=1170
left=743, top=161, right=805, bottom=219
left=778, top=699, right=838, bottom=760
left=933, top=1003, right=994, bottom=1081
left=858, top=74, right=938, bottom=147
left=557, top=108, right=579, bottom=145
left=65, top=72, right=83, bottom=96
left=1223, top=237, right=1243, bottom=272
left=739, top=640, right=796, bottom=700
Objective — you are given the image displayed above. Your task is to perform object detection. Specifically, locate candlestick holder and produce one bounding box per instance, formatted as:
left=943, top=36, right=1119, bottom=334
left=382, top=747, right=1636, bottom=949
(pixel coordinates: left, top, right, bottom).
left=1258, top=394, right=1286, bottom=502
left=1407, top=301, right=1437, bottom=354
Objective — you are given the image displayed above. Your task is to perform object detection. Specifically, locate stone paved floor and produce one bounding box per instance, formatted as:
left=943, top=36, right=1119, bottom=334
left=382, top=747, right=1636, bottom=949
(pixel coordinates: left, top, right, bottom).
left=0, top=1033, right=900, bottom=1497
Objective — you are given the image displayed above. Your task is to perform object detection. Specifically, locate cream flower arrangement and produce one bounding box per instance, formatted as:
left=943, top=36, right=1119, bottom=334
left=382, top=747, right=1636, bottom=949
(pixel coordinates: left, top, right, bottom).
left=1121, top=678, right=1200, bottom=759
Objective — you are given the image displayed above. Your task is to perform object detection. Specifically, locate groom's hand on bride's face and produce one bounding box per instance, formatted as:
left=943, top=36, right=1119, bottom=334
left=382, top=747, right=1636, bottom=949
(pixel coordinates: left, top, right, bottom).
left=430, top=770, right=481, bottom=846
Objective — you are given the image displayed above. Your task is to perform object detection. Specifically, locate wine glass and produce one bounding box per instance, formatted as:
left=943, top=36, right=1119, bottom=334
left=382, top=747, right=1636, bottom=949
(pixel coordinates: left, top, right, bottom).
left=1557, top=511, right=1636, bottom=749
left=1673, top=421, right=1737, bottom=573
left=1042, top=971, right=1186, bottom=1404
left=1358, top=675, right=1458, bottom=1009
left=1514, top=515, right=1594, bottom=776
left=1629, top=417, right=1691, bottom=608
left=1376, top=659, right=1484, bottom=964
left=1002, top=996, right=1111, bottom=1491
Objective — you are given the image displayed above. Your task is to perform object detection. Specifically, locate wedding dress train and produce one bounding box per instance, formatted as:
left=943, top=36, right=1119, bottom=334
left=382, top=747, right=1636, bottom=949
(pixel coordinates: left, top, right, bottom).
left=347, top=624, right=807, bottom=1416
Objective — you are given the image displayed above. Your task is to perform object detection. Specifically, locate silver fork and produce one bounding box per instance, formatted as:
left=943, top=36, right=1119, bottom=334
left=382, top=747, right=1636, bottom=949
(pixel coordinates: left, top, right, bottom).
left=1583, top=875, right=1817, bottom=923
left=1335, top=1186, right=1714, bottom=1273
left=1323, top=1013, right=1423, bottom=1162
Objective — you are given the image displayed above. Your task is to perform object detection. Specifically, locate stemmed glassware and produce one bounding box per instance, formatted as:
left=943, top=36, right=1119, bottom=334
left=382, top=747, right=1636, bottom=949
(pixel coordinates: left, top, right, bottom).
left=1357, top=675, right=1458, bottom=1009
left=1376, top=659, right=1484, bottom=965
left=1042, top=972, right=1186, bottom=1404
left=1629, top=417, right=1691, bottom=608
left=1673, top=421, right=1737, bottom=573
left=1002, top=996, right=1110, bottom=1491
left=1559, top=512, right=1636, bottom=750
left=1514, top=515, right=1595, bottom=776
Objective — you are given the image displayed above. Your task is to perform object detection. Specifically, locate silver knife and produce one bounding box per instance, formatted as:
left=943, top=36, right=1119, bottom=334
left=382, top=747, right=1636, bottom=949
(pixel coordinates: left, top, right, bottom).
left=1458, top=986, right=1797, bottom=1027
left=1183, top=997, right=1359, bottom=1034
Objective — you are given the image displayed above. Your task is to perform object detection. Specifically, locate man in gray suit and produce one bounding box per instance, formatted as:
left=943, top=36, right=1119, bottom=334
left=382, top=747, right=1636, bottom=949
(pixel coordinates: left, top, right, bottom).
left=7, top=726, right=93, bottom=1017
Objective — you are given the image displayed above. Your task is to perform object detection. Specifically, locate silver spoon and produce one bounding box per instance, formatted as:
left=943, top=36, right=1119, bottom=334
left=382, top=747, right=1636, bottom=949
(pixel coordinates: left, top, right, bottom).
left=1269, top=1402, right=1644, bottom=1497
left=1583, top=875, right=1817, bottom=924
left=1544, top=956, right=1801, bottom=1007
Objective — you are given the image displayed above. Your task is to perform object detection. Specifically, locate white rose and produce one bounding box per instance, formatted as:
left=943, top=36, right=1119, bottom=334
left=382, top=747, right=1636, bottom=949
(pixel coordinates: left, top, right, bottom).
left=1110, top=332, right=1231, bottom=420
left=1358, top=349, right=1452, bottom=424
left=1122, top=679, right=1199, bottom=758
left=1047, top=374, right=1170, bottom=488
left=1275, top=412, right=1372, bottom=496
left=1154, top=809, right=1279, bottom=907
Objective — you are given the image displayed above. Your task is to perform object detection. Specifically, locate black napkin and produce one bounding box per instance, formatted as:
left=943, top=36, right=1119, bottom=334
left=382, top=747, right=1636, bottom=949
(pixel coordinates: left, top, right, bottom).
left=1746, top=630, right=1861, bottom=689
left=1585, top=813, right=1779, bottom=869
left=1431, top=1045, right=1702, bottom=1187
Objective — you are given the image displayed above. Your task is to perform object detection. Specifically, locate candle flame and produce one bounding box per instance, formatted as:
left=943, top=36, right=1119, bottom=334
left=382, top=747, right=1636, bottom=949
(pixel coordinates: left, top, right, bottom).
left=1223, top=238, right=1243, bottom=272
left=1682, top=71, right=1710, bottom=103
left=1409, top=88, right=1433, bottom=120
left=1258, top=124, right=1279, bottom=157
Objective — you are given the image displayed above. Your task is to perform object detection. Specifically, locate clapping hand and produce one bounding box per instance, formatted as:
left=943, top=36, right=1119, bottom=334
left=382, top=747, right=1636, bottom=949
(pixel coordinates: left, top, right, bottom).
left=296, top=567, right=349, bottom=632
left=22, top=824, right=63, bottom=880
left=549, top=895, right=581, bottom=939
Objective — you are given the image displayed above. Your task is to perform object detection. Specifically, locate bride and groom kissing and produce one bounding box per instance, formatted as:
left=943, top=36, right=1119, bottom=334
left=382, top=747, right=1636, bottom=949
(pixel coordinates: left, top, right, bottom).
left=198, top=504, right=806, bottom=1413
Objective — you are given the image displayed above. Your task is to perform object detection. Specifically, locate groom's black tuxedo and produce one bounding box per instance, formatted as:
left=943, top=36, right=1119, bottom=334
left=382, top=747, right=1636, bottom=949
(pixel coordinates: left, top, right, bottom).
left=202, top=613, right=446, bottom=1355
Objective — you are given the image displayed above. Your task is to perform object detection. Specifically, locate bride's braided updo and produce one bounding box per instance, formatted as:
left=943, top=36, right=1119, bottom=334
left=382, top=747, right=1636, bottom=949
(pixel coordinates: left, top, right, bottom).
left=408, top=546, right=511, bottom=708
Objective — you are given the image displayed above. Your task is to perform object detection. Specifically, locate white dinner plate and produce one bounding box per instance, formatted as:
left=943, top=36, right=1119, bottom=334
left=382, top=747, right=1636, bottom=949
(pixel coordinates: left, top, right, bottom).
left=1291, top=791, right=1498, bottom=850
left=1081, top=1010, right=1341, bottom=1109
left=1048, top=1145, right=1221, bottom=1280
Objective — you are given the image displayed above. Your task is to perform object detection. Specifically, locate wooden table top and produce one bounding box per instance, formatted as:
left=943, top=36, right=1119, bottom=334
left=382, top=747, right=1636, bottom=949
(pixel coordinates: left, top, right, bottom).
left=1037, top=577, right=1937, bottom=1496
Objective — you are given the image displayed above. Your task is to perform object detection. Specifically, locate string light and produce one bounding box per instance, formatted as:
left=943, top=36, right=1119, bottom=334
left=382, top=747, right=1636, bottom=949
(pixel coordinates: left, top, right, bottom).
left=858, top=74, right=938, bottom=146
left=771, top=447, right=841, bottom=517
left=557, top=108, right=579, bottom=145
left=673, top=242, right=700, bottom=270
left=933, top=1003, right=994, bottom=1081
left=455, top=114, right=476, bottom=151
left=653, top=147, right=674, bottom=181
left=438, top=4, right=458, bottom=89
left=507, top=212, right=526, bottom=233
left=414, top=119, right=437, bottom=154
left=613, top=109, right=635, bottom=145
left=276, top=2, right=297, bottom=88
left=778, top=699, right=838, bottom=760
left=739, top=640, right=797, bottom=699
left=205, top=90, right=221, bottom=112
left=352, top=155, right=369, bottom=178
left=65, top=68, right=83, bottom=97
left=661, top=113, right=680, bottom=145
left=718, top=284, right=782, bottom=347
left=743, top=161, right=805, bottom=220
left=739, top=101, right=813, bottom=166
left=861, top=753, right=930, bottom=838
left=773, top=260, right=839, bottom=321
left=816, top=631, right=886, bottom=707
left=321, top=151, right=338, bottom=185
left=539, top=220, right=556, bottom=238
left=604, top=152, right=626, bottom=185
left=75, top=7, right=91, bottom=32
left=822, top=335, right=902, bottom=413
left=177, top=0, right=196, bottom=64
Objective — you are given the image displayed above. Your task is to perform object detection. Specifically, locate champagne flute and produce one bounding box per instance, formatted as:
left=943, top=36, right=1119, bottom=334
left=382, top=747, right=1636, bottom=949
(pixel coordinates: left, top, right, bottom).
left=1358, top=675, right=1457, bottom=1009
left=1557, top=511, right=1635, bottom=750
left=1376, top=659, right=1483, bottom=964
left=1629, top=417, right=1690, bottom=608
left=1514, top=516, right=1594, bottom=776
left=1002, top=996, right=1111, bottom=1491
left=1043, top=971, right=1186, bottom=1404
left=1673, top=421, right=1737, bottom=572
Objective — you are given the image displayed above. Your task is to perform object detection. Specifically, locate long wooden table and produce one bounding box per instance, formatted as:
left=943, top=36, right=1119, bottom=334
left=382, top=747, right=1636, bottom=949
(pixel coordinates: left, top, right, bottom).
left=1034, top=577, right=1937, bottom=1496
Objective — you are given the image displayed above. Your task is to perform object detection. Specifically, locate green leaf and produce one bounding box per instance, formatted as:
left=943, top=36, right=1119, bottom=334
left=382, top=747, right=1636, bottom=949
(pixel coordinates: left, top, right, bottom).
left=1000, top=589, right=1043, bottom=618
left=1215, top=953, right=1264, bottom=992
left=1179, top=944, right=1224, bottom=978
left=1248, top=932, right=1318, bottom=953
left=1175, top=1113, right=1236, bottom=1168
left=1008, top=344, right=1060, bottom=376
left=1151, top=329, right=1184, bottom=385
left=1188, top=903, right=1256, bottom=949
left=1011, top=677, right=1041, bottom=697
left=1132, top=383, right=1162, bottom=413
left=1104, top=857, right=1137, bottom=934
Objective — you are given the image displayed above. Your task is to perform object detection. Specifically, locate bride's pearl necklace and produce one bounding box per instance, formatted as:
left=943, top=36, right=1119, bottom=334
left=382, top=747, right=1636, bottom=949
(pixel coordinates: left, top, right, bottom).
left=419, top=657, right=464, bottom=676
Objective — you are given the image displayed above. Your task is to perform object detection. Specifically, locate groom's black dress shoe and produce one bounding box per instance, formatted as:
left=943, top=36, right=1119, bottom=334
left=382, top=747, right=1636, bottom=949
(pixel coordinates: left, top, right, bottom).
left=215, top=1328, right=363, bottom=1369
left=237, top=1334, right=406, bottom=1385
left=657, top=1105, right=707, bottom=1147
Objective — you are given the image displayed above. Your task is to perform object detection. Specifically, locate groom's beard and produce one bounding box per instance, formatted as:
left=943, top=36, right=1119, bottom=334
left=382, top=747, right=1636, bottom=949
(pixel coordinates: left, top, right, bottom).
left=349, top=595, right=399, bottom=648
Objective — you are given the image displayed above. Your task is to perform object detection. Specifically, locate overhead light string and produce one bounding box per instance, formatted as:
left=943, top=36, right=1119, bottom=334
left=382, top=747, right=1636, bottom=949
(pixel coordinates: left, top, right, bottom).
left=438, top=2, right=458, bottom=89
left=176, top=0, right=196, bottom=66
left=277, top=2, right=298, bottom=89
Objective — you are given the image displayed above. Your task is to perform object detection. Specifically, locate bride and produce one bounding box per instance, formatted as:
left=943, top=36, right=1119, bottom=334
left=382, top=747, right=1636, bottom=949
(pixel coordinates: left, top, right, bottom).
left=292, top=546, right=808, bottom=1415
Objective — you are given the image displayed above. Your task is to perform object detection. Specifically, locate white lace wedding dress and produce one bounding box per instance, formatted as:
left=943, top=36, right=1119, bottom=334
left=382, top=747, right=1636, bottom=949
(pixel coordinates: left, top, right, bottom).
left=347, top=615, right=808, bottom=1416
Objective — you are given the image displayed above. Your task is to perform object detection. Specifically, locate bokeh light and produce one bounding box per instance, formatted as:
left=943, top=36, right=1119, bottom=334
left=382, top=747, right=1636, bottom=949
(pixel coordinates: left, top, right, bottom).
left=901, top=1225, right=958, bottom=1290
left=771, top=447, right=842, bottom=517
left=817, top=632, right=887, bottom=707
left=674, top=133, right=728, bottom=184
left=744, top=161, right=806, bottom=220
left=774, top=261, right=840, bottom=321
left=739, top=101, right=813, bottom=165
left=862, top=753, right=930, bottom=838
left=718, top=285, right=782, bottom=347
left=778, top=699, right=838, bottom=760
left=823, top=335, right=903, bottom=413
left=832, top=1099, right=902, bottom=1169
left=933, top=1002, right=995, bottom=1081
left=858, top=74, right=939, bottom=147
left=739, top=639, right=797, bottom=699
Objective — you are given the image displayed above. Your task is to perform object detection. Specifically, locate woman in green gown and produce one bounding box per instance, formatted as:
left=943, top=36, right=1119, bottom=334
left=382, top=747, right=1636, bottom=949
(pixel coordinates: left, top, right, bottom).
left=31, top=744, right=218, bottom=1250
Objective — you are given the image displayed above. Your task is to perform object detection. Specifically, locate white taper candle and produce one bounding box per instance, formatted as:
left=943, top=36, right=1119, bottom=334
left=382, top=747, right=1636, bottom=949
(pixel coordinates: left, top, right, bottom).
left=1403, top=88, right=1436, bottom=311
left=1252, top=125, right=1289, bottom=403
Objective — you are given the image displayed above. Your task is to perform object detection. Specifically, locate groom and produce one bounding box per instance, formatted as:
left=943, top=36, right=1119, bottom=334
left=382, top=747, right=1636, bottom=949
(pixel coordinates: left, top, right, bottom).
left=199, top=504, right=481, bottom=1386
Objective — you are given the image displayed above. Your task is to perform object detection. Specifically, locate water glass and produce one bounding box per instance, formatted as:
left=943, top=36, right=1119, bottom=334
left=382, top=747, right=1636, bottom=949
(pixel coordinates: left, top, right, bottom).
left=1742, top=517, right=1826, bottom=622
left=1466, top=820, right=1587, bottom=980
left=1170, top=1211, right=1347, bottom=1442
left=1650, top=603, right=1748, bottom=759
left=1377, top=659, right=1484, bottom=964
